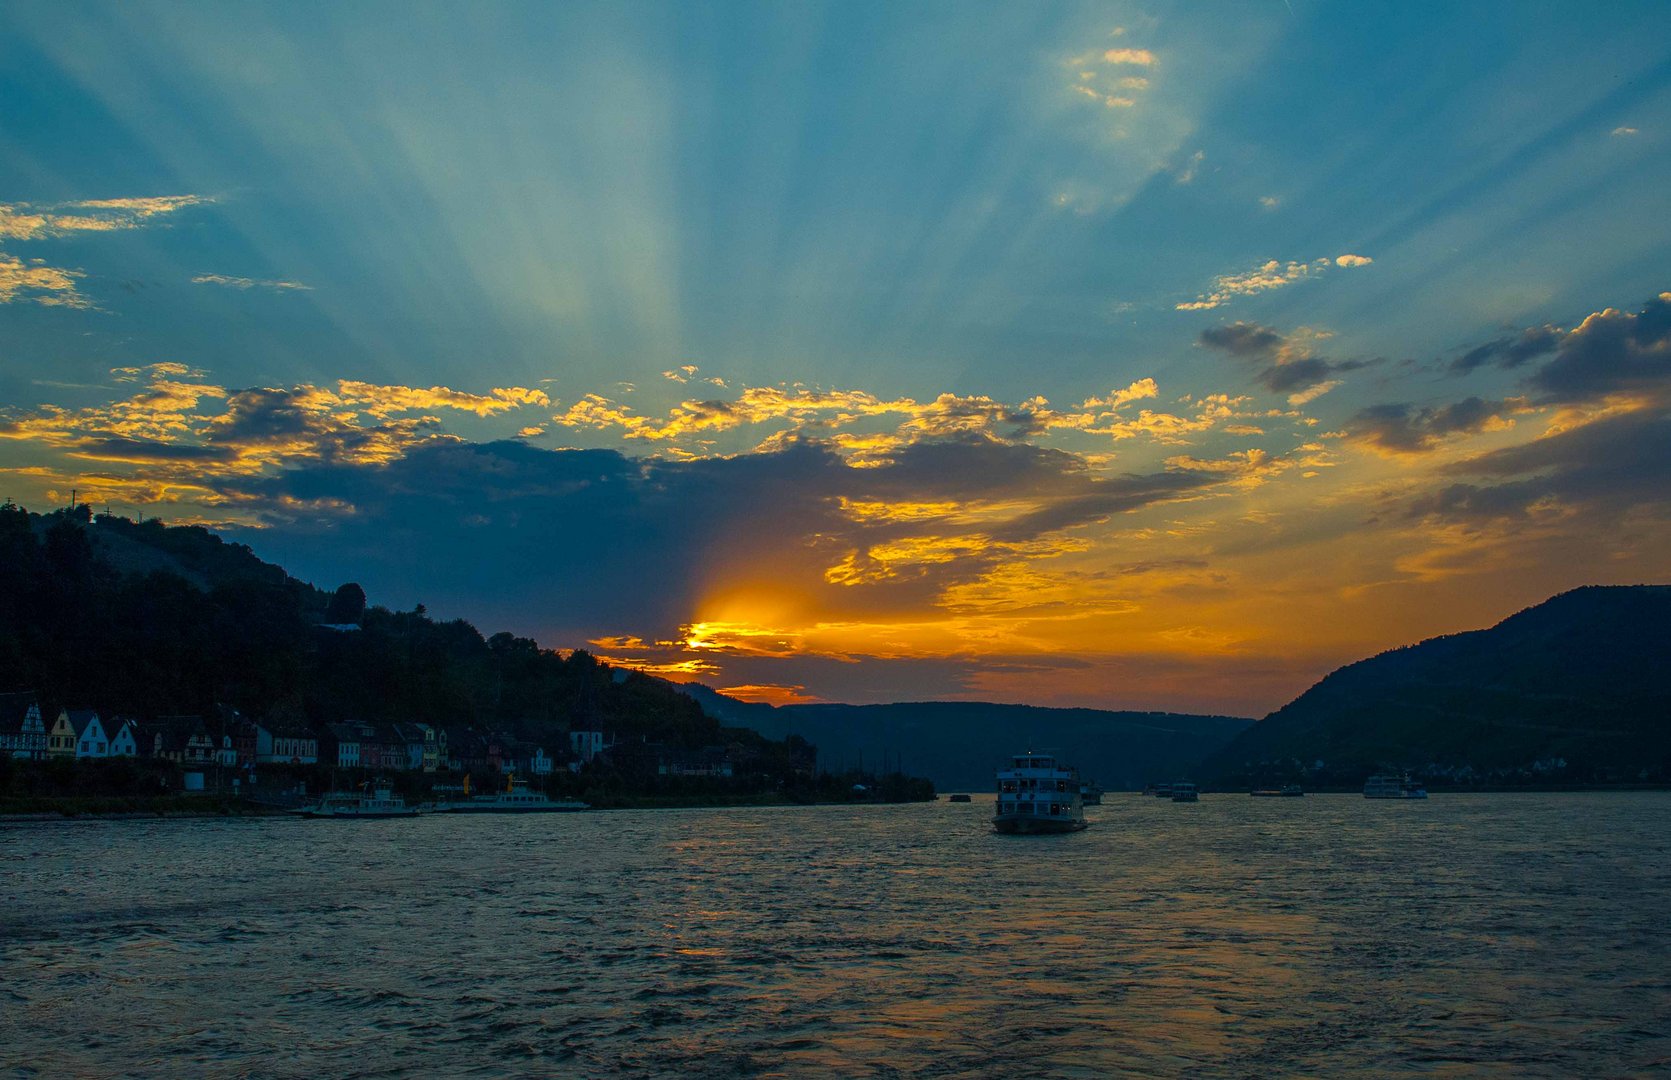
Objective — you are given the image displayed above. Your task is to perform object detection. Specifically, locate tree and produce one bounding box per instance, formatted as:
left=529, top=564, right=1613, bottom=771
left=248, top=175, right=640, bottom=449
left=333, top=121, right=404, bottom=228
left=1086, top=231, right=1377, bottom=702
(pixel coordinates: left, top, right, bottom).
left=325, top=582, right=367, bottom=624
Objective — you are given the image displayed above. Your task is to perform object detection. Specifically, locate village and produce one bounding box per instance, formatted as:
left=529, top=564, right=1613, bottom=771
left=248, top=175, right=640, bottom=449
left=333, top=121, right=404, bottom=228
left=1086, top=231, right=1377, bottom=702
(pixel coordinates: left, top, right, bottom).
left=0, top=688, right=765, bottom=807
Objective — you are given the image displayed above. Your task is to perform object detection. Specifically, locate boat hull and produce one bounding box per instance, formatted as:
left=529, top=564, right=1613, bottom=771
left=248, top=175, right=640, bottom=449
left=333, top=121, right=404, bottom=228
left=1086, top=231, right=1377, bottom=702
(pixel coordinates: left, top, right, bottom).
left=291, top=809, right=422, bottom=818
left=444, top=804, right=589, bottom=813
left=993, top=814, right=1088, bottom=834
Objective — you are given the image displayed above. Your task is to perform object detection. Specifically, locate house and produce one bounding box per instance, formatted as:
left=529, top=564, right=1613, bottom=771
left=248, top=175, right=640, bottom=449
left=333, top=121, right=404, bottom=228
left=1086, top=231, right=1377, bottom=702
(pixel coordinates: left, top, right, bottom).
left=107, top=717, right=140, bottom=757
left=0, top=691, right=47, bottom=760
left=152, top=716, right=216, bottom=765
left=260, top=722, right=318, bottom=765
left=50, top=708, right=111, bottom=759
left=324, top=723, right=364, bottom=768
left=503, top=739, right=553, bottom=777
left=393, top=722, right=441, bottom=772
left=658, top=746, right=734, bottom=779
left=446, top=729, right=487, bottom=773
left=234, top=719, right=267, bottom=768
left=46, top=708, right=79, bottom=758
left=570, top=729, right=611, bottom=764
left=362, top=725, right=408, bottom=771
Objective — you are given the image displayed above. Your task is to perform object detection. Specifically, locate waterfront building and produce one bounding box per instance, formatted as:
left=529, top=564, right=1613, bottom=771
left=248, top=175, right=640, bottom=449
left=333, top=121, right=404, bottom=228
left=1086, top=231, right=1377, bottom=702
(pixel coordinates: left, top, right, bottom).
left=68, top=710, right=111, bottom=759
left=570, top=729, right=610, bottom=764
left=107, top=717, right=140, bottom=757
left=0, top=691, right=47, bottom=760
left=152, top=716, right=216, bottom=765
left=324, top=722, right=364, bottom=768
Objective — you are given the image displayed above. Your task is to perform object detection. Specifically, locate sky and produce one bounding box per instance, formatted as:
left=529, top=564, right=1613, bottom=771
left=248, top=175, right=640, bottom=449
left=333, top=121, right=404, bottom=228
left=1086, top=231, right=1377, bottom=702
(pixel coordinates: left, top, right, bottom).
left=2, top=1, right=1670, bottom=717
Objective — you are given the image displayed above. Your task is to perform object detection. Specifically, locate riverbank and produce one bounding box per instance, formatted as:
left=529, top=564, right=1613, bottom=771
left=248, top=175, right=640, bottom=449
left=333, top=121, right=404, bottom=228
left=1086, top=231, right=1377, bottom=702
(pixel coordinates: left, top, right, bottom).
left=0, top=794, right=286, bottom=820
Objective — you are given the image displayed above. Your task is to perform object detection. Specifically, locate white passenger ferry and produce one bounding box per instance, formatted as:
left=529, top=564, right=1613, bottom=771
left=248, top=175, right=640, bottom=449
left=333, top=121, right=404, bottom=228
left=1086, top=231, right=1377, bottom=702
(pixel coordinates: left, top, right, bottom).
left=446, top=775, right=590, bottom=814
left=1363, top=774, right=1428, bottom=799
left=291, top=778, right=421, bottom=818
left=994, top=752, right=1088, bottom=834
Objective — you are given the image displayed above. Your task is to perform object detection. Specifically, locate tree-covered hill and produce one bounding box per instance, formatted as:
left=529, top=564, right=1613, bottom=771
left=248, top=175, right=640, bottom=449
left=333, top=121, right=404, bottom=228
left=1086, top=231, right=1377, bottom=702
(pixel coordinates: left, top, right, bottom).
left=1204, top=585, right=1671, bottom=786
left=678, top=684, right=1254, bottom=791
left=0, top=502, right=730, bottom=752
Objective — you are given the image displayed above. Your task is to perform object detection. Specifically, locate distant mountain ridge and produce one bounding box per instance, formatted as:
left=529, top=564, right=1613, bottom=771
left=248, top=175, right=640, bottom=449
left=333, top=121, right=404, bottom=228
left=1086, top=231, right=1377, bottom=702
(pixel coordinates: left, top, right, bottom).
left=675, top=685, right=1254, bottom=791
left=1205, top=585, right=1671, bottom=784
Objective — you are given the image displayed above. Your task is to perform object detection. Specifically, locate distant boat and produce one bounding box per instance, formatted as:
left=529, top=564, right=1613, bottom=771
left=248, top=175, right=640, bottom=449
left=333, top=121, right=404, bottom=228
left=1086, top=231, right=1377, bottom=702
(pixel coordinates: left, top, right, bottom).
left=1251, top=785, right=1305, bottom=797
left=1364, top=774, right=1428, bottom=799
left=947, top=793, right=972, bottom=803
left=447, top=775, right=590, bottom=813
left=1147, top=783, right=1174, bottom=798
left=1171, top=781, right=1199, bottom=803
left=291, top=778, right=421, bottom=818
left=1080, top=781, right=1103, bottom=806
left=993, top=752, right=1088, bottom=834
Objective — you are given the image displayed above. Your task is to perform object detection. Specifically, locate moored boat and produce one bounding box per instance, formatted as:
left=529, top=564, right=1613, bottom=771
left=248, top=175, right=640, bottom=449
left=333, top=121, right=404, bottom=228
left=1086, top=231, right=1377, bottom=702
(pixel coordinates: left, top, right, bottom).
left=1363, top=774, right=1427, bottom=799
left=291, top=778, right=421, bottom=818
left=447, top=774, right=589, bottom=813
left=994, top=752, right=1087, bottom=834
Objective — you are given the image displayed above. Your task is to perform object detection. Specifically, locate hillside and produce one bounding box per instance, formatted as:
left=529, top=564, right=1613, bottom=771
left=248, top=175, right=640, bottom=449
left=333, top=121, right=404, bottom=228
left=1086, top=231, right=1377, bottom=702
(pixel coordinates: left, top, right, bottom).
left=0, top=503, right=763, bottom=759
left=679, top=685, right=1254, bottom=791
left=1205, top=585, right=1671, bottom=785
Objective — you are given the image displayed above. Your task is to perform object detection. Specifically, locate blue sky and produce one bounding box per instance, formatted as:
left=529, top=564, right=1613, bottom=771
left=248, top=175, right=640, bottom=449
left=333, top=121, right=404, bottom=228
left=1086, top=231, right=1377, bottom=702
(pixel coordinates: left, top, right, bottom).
left=3, top=1, right=1669, bottom=713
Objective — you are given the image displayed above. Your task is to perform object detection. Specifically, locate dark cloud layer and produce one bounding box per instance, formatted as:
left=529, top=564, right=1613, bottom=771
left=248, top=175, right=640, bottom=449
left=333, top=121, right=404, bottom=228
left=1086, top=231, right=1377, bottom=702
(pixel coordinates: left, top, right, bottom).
left=1529, top=292, right=1671, bottom=404
left=231, top=434, right=1221, bottom=646
left=1347, top=396, right=1510, bottom=454
left=1198, top=321, right=1371, bottom=395
left=1451, top=324, right=1562, bottom=373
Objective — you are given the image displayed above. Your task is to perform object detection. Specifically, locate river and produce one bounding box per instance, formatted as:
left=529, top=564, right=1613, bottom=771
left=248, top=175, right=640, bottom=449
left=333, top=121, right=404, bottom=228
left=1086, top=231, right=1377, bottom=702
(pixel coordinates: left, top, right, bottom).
left=3, top=793, right=1669, bottom=1077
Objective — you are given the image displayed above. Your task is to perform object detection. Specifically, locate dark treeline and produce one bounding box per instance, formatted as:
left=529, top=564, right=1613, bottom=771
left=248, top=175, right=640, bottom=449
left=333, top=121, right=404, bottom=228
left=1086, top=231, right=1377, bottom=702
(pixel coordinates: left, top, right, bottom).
left=0, top=502, right=824, bottom=784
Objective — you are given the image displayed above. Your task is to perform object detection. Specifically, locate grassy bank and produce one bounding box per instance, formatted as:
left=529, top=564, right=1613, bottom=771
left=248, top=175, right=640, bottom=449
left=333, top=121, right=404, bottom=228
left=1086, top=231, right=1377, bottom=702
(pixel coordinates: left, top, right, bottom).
left=0, top=794, right=281, bottom=818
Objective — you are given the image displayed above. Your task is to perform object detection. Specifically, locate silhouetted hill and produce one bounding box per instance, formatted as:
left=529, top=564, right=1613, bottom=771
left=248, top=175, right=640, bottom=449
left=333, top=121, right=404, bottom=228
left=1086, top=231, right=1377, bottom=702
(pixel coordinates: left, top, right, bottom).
left=1206, top=585, right=1671, bottom=785
left=677, top=686, right=1254, bottom=791
left=0, top=503, right=770, bottom=760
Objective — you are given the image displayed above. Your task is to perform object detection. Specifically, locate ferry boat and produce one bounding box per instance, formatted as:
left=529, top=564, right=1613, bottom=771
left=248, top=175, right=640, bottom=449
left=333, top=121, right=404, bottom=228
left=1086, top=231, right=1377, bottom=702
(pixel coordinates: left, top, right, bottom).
left=1080, top=781, right=1104, bottom=806
left=994, top=752, right=1088, bottom=834
left=1363, top=774, right=1428, bottom=799
left=447, top=774, right=590, bottom=813
left=1171, top=781, right=1200, bottom=802
left=1147, top=783, right=1174, bottom=798
left=291, top=779, right=421, bottom=818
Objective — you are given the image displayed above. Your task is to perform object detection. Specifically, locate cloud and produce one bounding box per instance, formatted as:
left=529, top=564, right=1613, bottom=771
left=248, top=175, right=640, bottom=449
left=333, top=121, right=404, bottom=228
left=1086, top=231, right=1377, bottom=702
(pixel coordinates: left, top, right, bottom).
left=1346, top=396, right=1519, bottom=455
left=1177, top=254, right=1373, bottom=311
left=192, top=274, right=312, bottom=292
left=0, top=196, right=210, bottom=241
left=1199, top=322, right=1284, bottom=356
left=1175, top=150, right=1205, bottom=185
left=1198, top=321, right=1371, bottom=398
left=1259, top=196, right=1281, bottom=211
left=0, top=252, right=89, bottom=307
left=1451, top=324, right=1563, bottom=374
left=1526, top=292, right=1671, bottom=405
left=0, top=195, right=211, bottom=308
left=1103, top=48, right=1156, bottom=65
left=1612, top=126, right=1639, bottom=136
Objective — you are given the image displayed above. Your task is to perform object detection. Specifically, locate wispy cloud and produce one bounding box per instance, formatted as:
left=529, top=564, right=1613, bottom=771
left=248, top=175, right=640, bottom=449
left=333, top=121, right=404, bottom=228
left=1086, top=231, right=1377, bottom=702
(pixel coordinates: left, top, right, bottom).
left=0, top=196, right=210, bottom=241
left=0, top=252, right=89, bottom=307
left=192, top=274, right=312, bottom=292
left=0, top=195, right=210, bottom=308
left=1611, top=126, right=1639, bottom=137
left=1177, top=254, right=1374, bottom=311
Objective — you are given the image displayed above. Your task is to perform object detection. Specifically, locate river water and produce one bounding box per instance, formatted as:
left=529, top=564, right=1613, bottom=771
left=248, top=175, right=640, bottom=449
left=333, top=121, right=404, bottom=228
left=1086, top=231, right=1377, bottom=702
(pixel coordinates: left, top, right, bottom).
left=3, top=793, right=1669, bottom=1078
